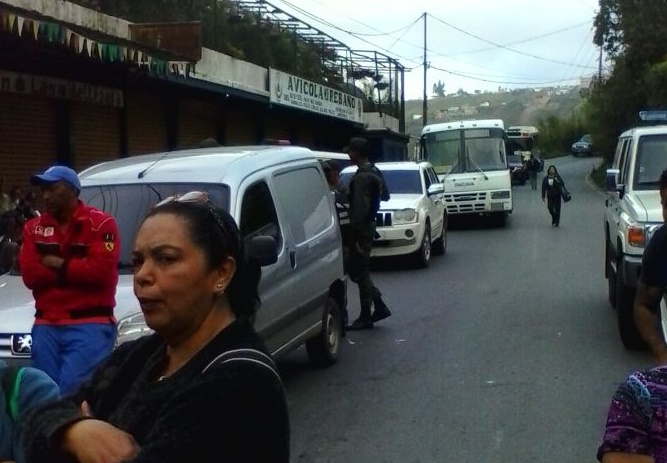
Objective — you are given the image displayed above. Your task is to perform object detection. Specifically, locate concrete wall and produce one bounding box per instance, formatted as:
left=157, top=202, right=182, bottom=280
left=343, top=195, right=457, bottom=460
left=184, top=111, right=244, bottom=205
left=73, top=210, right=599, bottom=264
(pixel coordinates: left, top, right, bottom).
left=363, top=112, right=399, bottom=132
left=192, top=49, right=267, bottom=97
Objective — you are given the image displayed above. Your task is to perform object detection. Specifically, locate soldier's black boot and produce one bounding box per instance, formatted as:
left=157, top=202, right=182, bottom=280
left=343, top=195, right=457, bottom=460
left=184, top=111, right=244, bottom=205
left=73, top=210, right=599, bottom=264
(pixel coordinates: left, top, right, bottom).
left=371, top=298, right=392, bottom=323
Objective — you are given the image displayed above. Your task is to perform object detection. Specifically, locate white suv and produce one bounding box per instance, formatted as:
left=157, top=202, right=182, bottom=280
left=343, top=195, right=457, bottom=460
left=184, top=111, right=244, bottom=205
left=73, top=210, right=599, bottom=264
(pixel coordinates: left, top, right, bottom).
left=605, top=113, right=667, bottom=349
left=341, top=161, right=447, bottom=268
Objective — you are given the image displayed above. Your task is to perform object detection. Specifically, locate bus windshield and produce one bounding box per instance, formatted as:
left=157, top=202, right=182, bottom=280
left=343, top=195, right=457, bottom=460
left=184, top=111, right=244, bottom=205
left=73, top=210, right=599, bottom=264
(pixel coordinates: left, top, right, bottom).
left=421, top=128, right=507, bottom=176
left=506, top=126, right=539, bottom=159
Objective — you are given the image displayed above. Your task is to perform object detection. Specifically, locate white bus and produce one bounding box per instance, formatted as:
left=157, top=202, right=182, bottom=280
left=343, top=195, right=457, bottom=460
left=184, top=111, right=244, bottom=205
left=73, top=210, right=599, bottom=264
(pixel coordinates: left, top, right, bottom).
left=506, top=125, right=539, bottom=162
left=419, top=119, right=512, bottom=226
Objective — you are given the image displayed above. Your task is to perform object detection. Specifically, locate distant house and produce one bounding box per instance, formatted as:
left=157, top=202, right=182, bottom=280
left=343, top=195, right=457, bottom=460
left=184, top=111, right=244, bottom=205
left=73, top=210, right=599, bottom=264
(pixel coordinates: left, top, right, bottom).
left=462, top=106, right=477, bottom=116
left=447, top=106, right=460, bottom=113
left=479, top=101, right=490, bottom=107
left=412, top=114, right=423, bottom=121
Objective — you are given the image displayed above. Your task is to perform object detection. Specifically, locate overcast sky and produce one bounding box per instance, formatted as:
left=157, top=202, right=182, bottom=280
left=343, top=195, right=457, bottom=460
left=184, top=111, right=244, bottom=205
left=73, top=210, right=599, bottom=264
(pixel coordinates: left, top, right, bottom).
left=266, top=0, right=602, bottom=100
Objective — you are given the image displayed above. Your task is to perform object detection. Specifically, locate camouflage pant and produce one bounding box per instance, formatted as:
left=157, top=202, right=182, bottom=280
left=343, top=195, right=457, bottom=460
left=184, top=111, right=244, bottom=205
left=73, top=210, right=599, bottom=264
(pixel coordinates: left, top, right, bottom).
left=348, top=235, right=383, bottom=321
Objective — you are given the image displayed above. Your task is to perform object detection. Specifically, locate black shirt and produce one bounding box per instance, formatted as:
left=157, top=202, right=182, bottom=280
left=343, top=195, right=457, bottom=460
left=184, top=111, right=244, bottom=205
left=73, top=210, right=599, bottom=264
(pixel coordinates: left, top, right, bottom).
left=22, top=321, right=290, bottom=463
left=640, top=224, right=667, bottom=293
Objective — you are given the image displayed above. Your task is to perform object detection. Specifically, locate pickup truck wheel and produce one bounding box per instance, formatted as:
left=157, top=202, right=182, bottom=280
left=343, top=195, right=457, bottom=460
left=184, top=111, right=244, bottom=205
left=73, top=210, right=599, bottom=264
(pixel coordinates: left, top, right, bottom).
left=606, top=241, right=617, bottom=309
left=616, top=257, right=644, bottom=350
left=306, top=297, right=341, bottom=368
left=413, top=224, right=431, bottom=268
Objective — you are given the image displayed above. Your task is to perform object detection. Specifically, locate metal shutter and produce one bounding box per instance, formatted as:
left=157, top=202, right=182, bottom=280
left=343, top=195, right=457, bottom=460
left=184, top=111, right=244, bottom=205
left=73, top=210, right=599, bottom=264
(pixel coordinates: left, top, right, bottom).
left=127, top=92, right=168, bottom=155
left=0, top=93, right=56, bottom=188
left=71, top=102, right=121, bottom=171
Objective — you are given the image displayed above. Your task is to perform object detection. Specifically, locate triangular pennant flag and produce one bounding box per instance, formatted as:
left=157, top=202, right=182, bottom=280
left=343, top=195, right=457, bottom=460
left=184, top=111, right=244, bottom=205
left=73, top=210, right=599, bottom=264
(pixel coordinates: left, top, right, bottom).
left=69, top=32, right=78, bottom=50
left=66, top=29, right=73, bottom=46
left=30, top=19, right=39, bottom=40
left=0, top=11, right=8, bottom=32
left=85, top=39, right=92, bottom=56
left=77, top=36, right=85, bottom=53
left=57, top=24, right=65, bottom=44
left=16, top=16, right=24, bottom=36
left=47, top=23, right=58, bottom=42
left=8, top=14, right=17, bottom=35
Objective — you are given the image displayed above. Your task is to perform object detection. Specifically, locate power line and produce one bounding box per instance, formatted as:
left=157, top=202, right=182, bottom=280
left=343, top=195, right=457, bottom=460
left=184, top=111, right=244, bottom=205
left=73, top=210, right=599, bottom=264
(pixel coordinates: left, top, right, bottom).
left=439, top=21, right=593, bottom=57
left=427, top=13, right=598, bottom=69
left=273, top=0, right=423, bottom=66
left=428, top=64, right=591, bottom=86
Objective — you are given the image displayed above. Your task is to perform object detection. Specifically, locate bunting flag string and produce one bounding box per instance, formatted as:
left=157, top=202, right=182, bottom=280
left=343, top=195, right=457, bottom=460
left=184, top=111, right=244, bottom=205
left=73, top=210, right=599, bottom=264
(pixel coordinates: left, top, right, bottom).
left=0, top=7, right=189, bottom=77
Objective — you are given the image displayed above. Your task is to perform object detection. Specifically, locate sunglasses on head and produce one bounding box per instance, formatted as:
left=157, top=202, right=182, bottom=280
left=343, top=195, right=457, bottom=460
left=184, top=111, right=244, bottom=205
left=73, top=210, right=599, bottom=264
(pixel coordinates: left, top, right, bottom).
left=154, top=191, right=236, bottom=254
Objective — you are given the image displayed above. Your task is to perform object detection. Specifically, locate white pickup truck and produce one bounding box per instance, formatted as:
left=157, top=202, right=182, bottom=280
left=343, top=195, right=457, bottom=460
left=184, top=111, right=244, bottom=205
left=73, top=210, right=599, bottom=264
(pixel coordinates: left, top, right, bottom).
left=605, top=112, right=667, bottom=349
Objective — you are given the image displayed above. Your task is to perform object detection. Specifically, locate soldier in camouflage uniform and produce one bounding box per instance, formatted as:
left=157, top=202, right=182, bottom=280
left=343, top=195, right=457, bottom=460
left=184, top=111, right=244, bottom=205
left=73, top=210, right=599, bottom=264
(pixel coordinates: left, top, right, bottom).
left=343, top=137, right=392, bottom=330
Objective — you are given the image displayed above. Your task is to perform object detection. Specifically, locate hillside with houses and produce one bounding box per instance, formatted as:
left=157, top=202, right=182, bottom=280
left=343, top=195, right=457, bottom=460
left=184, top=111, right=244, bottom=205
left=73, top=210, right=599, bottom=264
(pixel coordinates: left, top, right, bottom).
left=404, top=85, right=586, bottom=140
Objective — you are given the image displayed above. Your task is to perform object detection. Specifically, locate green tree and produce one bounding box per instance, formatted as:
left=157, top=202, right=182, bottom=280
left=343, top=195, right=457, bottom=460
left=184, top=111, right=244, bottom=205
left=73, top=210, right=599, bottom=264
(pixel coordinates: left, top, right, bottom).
left=432, top=80, right=445, bottom=97
left=590, top=0, right=667, bottom=163
left=70, top=0, right=334, bottom=84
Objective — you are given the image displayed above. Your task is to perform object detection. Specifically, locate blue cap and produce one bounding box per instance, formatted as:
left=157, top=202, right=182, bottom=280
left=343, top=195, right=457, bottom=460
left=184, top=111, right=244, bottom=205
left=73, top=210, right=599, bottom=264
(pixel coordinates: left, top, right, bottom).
left=30, top=165, right=81, bottom=192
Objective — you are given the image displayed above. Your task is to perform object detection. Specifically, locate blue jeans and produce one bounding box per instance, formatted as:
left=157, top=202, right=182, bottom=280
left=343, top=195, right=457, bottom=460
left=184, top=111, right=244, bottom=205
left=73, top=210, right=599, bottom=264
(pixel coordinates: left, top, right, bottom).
left=31, top=323, right=116, bottom=395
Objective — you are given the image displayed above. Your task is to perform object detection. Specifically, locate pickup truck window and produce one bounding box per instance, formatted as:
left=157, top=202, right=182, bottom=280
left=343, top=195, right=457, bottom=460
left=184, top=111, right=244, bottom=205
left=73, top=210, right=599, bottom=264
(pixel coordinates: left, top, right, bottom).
left=634, top=134, right=667, bottom=189
left=619, top=139, right=632, bottom=185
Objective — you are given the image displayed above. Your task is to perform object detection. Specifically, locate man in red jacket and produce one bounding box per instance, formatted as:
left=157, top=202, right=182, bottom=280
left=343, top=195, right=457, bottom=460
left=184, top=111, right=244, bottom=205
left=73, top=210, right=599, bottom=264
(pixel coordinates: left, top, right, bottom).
left=19, top=165, right=119, bottom=395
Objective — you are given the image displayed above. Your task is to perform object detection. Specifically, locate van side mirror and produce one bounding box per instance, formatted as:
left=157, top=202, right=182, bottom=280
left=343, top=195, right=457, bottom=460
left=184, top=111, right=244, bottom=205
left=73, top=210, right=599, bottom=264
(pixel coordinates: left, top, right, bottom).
left=246, top=235, right=278, bottom=266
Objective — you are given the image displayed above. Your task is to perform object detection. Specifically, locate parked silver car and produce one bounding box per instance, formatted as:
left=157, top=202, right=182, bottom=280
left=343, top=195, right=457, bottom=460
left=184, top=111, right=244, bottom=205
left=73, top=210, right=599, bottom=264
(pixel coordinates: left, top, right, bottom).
left=1, top=145, right=347, bottom=367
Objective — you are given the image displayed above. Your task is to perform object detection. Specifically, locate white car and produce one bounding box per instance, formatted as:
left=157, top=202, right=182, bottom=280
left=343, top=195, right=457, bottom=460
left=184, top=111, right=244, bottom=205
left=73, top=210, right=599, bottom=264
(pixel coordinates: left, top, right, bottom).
left=341, top=161, right=447, bottom=267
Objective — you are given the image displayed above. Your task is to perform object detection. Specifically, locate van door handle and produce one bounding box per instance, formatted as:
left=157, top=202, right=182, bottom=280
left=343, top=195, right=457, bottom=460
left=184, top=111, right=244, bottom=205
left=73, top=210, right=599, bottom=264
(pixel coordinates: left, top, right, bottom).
left=289, top=250, right=296, bottom=269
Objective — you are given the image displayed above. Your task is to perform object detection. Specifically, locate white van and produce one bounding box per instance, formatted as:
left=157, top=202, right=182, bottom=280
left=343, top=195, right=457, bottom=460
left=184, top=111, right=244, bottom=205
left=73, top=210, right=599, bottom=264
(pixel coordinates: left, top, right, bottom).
left=0, top=145, right=347, bottom=367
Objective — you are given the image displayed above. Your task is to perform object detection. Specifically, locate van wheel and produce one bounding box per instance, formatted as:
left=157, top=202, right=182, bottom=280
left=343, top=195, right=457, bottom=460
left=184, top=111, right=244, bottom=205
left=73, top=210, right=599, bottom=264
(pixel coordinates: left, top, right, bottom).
left=413, top=224, right=431, bottom=268
left=306, top=297, right=341, bottom=368
left=616, top=256, right=644, bottom=350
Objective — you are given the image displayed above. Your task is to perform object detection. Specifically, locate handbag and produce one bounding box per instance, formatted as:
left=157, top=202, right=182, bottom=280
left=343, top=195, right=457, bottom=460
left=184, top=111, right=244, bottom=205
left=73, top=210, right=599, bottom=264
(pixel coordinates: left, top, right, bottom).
left=561, top=186, right=572, bottom=203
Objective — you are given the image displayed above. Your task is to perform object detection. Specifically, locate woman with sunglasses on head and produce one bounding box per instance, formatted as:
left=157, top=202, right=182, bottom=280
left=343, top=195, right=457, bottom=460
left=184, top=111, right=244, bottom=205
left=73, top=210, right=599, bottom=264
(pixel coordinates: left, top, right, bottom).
left=21, top=192, right=290, bottom=463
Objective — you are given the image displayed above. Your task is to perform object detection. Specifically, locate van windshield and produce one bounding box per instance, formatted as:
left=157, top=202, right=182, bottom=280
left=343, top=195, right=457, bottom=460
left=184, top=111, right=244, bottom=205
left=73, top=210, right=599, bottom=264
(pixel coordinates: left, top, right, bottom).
left=80, top=184, right=230, bottom=272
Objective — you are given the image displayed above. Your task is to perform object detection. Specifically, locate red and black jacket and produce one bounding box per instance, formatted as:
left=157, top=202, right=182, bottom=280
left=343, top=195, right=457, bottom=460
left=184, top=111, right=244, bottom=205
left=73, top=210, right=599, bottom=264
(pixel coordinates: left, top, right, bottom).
left=18, top=201, right=120, bottom=325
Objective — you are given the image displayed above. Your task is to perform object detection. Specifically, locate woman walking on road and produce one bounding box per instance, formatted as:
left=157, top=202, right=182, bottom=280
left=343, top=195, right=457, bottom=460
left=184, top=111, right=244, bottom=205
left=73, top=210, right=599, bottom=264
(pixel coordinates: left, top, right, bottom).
left=541, top=165, right=565, bottom=227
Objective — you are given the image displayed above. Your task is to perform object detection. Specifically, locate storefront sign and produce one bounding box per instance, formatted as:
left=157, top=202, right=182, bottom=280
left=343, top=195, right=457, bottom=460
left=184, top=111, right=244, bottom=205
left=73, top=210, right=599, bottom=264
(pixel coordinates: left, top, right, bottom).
left=0, top=70, right=124, bottom=107
left=269, top=69, right=362, bottom=124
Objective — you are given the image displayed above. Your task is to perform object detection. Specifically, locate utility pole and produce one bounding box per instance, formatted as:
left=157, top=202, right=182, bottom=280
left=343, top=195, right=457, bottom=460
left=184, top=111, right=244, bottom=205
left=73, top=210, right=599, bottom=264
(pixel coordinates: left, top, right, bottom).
left=422, top=12, right=427, bottom=126
left=598, top=46, right=603, bottom=81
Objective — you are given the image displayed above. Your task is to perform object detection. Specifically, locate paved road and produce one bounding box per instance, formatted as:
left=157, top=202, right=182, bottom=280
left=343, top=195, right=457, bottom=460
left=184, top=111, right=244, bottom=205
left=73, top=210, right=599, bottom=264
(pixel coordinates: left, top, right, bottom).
left=280, top=155, right=653, bottom=463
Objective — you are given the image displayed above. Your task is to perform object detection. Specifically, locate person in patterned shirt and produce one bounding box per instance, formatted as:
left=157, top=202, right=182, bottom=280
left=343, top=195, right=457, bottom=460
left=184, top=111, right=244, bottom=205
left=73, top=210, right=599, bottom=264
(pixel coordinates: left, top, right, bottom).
left=598, top=366, right=667, bottom=462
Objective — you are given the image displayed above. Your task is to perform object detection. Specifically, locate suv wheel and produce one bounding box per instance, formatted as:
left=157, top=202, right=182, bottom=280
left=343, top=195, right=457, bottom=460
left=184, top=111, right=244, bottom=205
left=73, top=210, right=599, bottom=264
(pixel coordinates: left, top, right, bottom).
left=615, top=255, right=644, bottom=350
left=413, top=224, right=431, bottom=268
left=432, top=214, right=447, bottom=256
left=306, top=297, right=341, bottom=367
